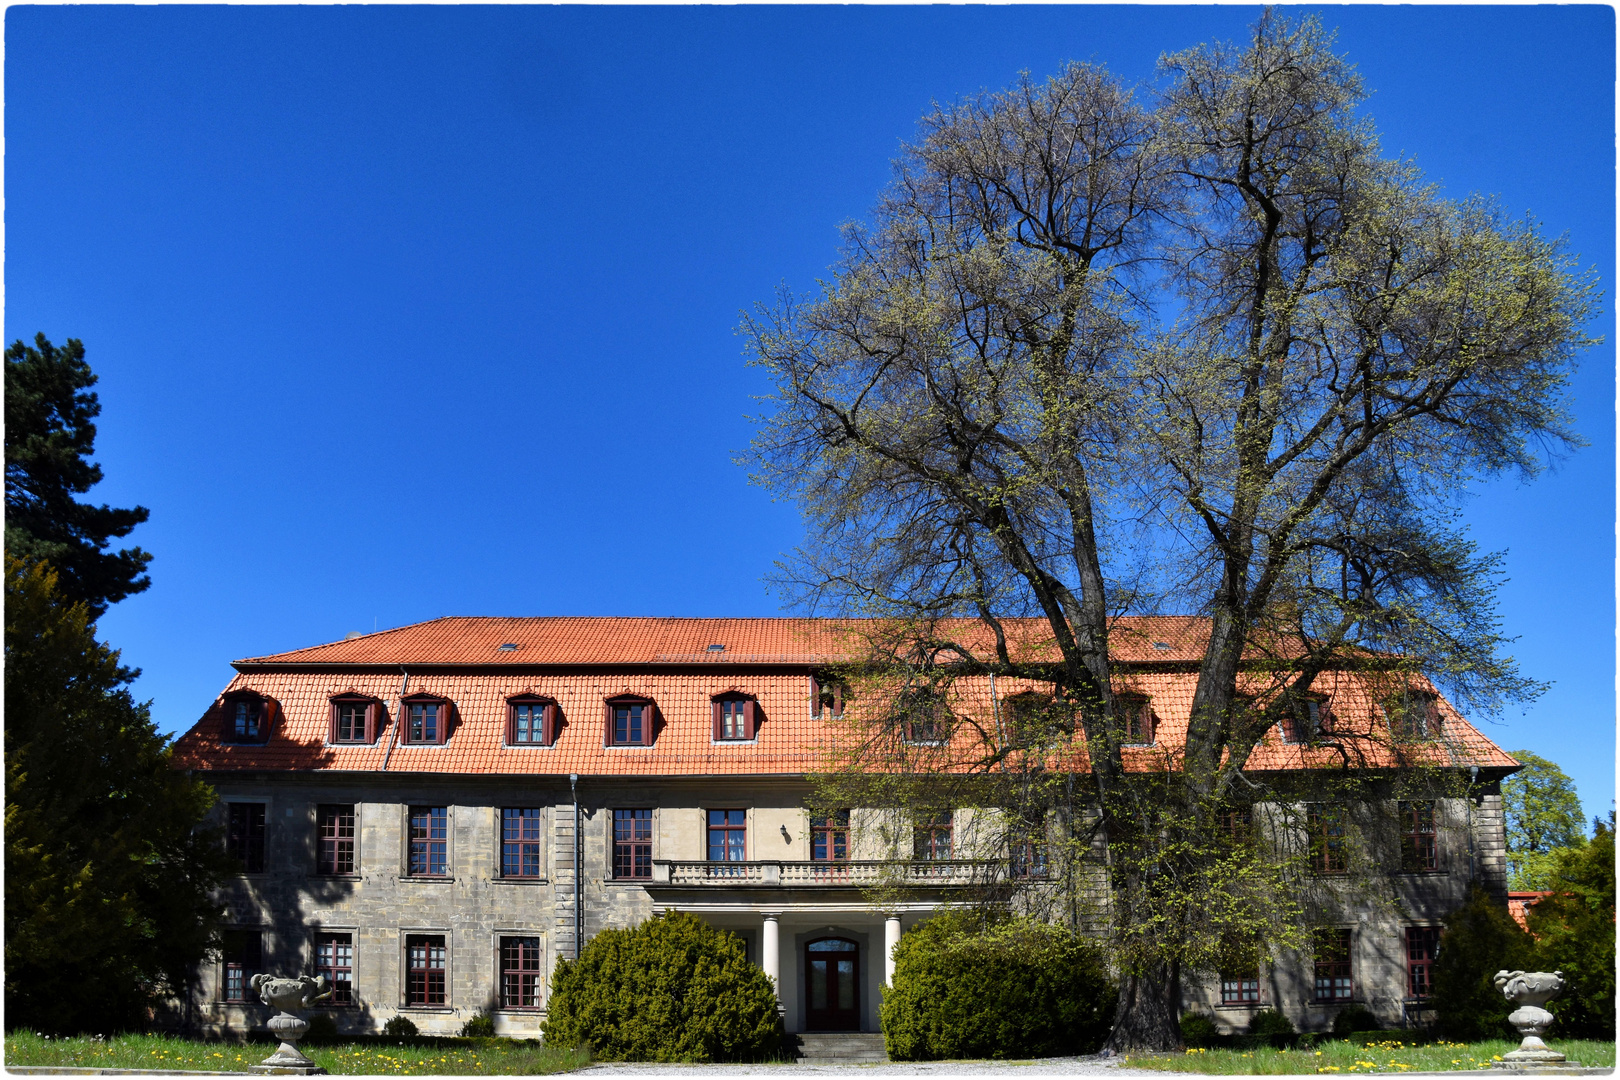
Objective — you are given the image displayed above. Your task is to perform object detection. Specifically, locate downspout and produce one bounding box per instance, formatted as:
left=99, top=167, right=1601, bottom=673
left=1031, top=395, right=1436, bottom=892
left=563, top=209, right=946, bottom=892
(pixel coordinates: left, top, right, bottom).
left=571, top=773, right=582, bottom=959
left=381, top=666, right=408, bottom=772
left=1467, top=765, right=1479, bottom=884
left=989, top=673, right=1006, bottom=772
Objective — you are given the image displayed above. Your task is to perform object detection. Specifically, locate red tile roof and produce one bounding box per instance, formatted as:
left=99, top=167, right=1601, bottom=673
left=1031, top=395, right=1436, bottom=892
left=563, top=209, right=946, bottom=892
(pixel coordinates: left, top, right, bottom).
left=172, top=616, right=1519, bottom=778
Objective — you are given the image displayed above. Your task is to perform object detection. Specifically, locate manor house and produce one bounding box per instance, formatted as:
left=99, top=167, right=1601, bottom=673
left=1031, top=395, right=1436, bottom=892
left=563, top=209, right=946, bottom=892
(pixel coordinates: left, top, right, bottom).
left=171, top=616, right=1514, bottom=1039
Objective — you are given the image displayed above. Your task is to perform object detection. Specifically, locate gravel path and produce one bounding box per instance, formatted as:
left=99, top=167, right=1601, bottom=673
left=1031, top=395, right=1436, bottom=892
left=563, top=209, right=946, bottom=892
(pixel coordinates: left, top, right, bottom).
left=579, top=1057, right=1166, bottom=1077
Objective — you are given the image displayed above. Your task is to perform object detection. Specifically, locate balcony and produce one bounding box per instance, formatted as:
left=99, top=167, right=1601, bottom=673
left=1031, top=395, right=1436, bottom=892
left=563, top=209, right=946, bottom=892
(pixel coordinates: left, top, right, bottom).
left=649, top=859, right=992, bottom=888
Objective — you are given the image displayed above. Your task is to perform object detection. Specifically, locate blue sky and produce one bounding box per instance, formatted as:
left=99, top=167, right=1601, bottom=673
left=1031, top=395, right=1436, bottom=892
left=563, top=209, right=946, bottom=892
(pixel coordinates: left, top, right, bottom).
left=6, top=5, right=1614, bottom=821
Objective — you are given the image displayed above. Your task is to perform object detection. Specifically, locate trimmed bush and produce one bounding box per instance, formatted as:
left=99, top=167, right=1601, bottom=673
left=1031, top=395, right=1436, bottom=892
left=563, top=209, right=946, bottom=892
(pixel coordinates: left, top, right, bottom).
left=1180, top=1012, right=1220, bottom=1048
left=302, top=1013, right=339, bottom=1044
left=382, top=1016, right=419, bottom=1037
left=1332, top=1004, right=1380, bottom=1035
left=1432, top=887, right=1537, bottom=1040
left=458, top=1007, right=496, bottom=1038
left=1246, top=1009, right=1295, bottom=1048
left=542, top=910, right=781, bottom=1062
left=880, top=912, right=1115, bottom=1061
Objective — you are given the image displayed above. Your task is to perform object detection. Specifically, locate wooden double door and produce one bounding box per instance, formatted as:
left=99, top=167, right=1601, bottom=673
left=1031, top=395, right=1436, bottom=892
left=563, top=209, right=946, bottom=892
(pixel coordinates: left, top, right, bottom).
left=804, top=937, right=860, bottom=1031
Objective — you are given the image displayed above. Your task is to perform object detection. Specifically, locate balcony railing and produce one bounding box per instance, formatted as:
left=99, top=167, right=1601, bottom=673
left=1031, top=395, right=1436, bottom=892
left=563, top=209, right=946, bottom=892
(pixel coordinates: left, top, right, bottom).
left=649, top=859, right=992, bottom=887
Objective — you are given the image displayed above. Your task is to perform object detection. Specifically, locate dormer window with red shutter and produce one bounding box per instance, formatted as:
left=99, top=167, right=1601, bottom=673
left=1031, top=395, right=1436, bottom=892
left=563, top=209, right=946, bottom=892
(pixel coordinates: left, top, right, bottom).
left=1118, top=693, right=1154, bottom=746
left=328, top=695, right=380, bottom=745
left=712, top=693, right=757, bottom=742
left=507, top=695, right=557, bottom=747
left=810, top=676, right=845, bottom=719
left=604, top=695, right=655, bottom=747
left=221, top=691, right=273, bottom=745
left=401, top=694, right=452, bottom=745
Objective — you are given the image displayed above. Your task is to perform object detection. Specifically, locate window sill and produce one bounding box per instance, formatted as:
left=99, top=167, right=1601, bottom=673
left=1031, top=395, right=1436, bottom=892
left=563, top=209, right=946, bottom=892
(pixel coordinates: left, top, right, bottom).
left=398, top=1006, right=453, bottom=1013
left=605, top=877, right=653, bottom=884
left=310, top=873, right=362, bottom=881
left=1307, top=999, right=1361, bottom=1008
left=491, top=877, right=550, bottom=886
left=1215, top=1003, right=1265, bottom=1010
left=1391, top=869, right=1445, bottom=876
left=398, top=876, right=455, bottom=883
left=326, top=741, right=380, bottom=748
left=503, top=743, right=556, bottom=750
left=604, top=744, right=655, bottom=750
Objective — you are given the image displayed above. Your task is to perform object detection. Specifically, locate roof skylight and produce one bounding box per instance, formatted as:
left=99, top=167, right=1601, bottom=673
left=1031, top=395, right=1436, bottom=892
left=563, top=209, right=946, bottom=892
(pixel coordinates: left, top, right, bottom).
left=497, top=643, right=519, bottom=652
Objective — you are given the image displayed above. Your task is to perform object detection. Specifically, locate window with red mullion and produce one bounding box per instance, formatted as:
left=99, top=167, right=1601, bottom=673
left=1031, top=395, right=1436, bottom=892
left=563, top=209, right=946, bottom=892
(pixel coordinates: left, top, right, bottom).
left=1399, top=801, right=1438, bottom=872
left=406, top=935, right=446, bottom=1006
left=318, top=805, right=356, bottom=875
left=1312, top=928, right=1354, bottom=1002
left=316, top=932, right=354, bottom=1006
left=409, top=806, right=448, bottom=876
left=1119, top=695, right=1154, bottom=745
left=811, top=811, right=850, bottom=862
left=1308, top=805, right=1348, bottom=874
left=502, top=808, right=543, bottom=878
left=613, top=809, right=653, bottom=878
left=713, top=696, right=755, bottom=741
left=221, top=929, right=261, bottom=1002
left=913, top=810, right=953, bottom=861
left=405, top=699, right=448, bottom=744
left=227, top=803, right=266, bottom=873
left=330, top=698, right=375, bottom=744
left=1220, top=970, right=1261, bottom=1005
left=1406, top=926, right=1441, bottom=998
left=707, top=809, right=747, bottom=862
left=605, top=699, right=653, bottom=746
left=501, top=937, right=543, bottom=1009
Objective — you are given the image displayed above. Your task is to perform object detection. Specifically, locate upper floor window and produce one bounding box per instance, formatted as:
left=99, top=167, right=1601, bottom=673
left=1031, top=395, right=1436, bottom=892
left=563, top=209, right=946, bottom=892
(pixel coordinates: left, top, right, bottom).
left=1009, top=810, right=1048, bottom=879
left=1384, top=690, right=1441, bottom=740
left=221, top=929, right=261, bottom=1002
left=1398, top=800, right=1438, bottom=872
left=1003, top=691, right=1056, bottom=749
left=221, top=692, right=272, bottom=744
left=226, top=802, right=266, bottom=873
left=707, top=809, right=747, bottom=862
left=1118, top=693, right=1154, bottom=746
left=712, top=695, right=757, bottom=741
left=613, top=808, right=653, bottom=878
left=317, top=804, right=356, bottom=875
left=502, top=808, right=543, bottom=878
left=507, top=696, right=556, bottom=747
left=1281, top=694, right=1327, bottom=745
left=811, top=810, right=850, bottom=862
left=914, top=810, right=953, bottom=861
left=329, top=696, right=379, bottom=745
left=900, top=688, right=949, bottom=745
left=1308, top=804, right=1348, bottom=875
left=401, top=695, right=451, bottom=745
left=604, top=697, right=654, bottom=747
left=408, top=806, right=448, bottom=877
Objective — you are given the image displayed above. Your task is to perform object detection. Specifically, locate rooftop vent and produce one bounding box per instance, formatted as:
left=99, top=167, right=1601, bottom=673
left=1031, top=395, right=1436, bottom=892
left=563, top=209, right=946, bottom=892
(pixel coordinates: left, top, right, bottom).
left=497, top=643, right=519, bottom=652
left=706, top=644, right=726, bottom=652
left=343, top=631, right=363, bottom=641
left=1152, top=641, right=1173, bottom=651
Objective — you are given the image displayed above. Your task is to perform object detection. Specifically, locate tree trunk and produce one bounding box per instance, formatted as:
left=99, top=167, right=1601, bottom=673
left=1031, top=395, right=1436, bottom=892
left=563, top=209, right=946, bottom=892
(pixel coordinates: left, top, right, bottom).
left=1102, top=961, right=1182, bottom=1053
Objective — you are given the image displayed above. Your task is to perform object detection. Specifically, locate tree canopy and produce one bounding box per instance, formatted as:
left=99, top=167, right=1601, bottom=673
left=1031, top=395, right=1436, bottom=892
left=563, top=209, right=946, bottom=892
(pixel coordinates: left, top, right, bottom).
left=5, top=333, right=152, bottom=618
left=5, top=557, right=231, bottom=1034
left=1502, top=750, right=1585, bottom=891
left=743, top=13, right=1594, bottom=1051
left=1526, top=814, right=1615, bottom=1039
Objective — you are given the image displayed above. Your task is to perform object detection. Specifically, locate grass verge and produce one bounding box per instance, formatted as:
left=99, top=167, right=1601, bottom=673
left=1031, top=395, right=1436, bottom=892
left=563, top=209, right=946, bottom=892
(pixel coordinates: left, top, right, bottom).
left=1125, top=1037, right=1616, bottom=1074
left=4, top=1031, right=592, bottom=1075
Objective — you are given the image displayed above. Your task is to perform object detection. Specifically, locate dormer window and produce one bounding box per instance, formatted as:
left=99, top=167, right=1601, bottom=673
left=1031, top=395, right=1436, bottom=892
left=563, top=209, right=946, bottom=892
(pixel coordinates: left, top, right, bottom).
left=221, top=692, right=272, bottom=745
left=329, top=695, right=380, bottom=745
left=1384, top=690, right=1441, bottom=740
left=604, top=696, right=655, bottom=747
left=811, top=676, right=845, bottom=719
left=401, top=695, right=451, bottom=745
left=1118, top=693, right=1154, bottom=746
left=712, top=694, right=757, bottom=741
left=899, top=687, right=949, bottom=745
left=507, top=696, right=557, bottom=747
left=1282, top=693, right=1329, bottom=745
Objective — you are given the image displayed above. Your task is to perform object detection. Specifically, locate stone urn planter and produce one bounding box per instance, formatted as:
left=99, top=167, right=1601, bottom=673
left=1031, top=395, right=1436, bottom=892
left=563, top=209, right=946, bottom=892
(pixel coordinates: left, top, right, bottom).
left=249, top=974, right=332, bottom=1075
left=1490, top=970, right=1583, bottom=1071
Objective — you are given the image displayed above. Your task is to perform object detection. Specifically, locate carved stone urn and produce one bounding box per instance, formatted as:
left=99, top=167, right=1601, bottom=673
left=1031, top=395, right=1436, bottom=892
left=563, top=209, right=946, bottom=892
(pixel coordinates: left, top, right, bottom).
left=1492, top=970, right=1571, bottom=1067
left=249, top=974, right=332, bottom=1075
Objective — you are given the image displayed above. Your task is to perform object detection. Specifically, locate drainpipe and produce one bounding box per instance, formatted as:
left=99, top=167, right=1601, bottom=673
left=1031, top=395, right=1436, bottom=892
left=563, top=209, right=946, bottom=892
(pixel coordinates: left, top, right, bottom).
left=989, top=673, right=1006, bottom=771
left=1467, top=765, right=1479, bottom=884
left=381, top=667, right=408, bottom=772
left=571, top=774, right=582, bottom=959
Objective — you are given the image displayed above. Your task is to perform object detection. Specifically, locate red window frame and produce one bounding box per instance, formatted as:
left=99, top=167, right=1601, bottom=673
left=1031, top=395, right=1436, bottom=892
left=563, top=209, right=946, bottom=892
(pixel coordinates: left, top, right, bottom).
left=408, top=806, right=448, bottom=877
left=1399, top=801, right=1438, bottom=872
left=507, top=697, right=556, bottom=746
left=405, top=934, right=446, bottom=1006
left=1406, top=926, right=1441, bottom=998
left=913, top=810, right=953, bottom=861
left=811, top=810, right=850, bottom=862
left=1386, top=691, right=1441, bottom=740
left=1119, top=694, right=1154, bottom=745
left=317, top=804, right=356, bottom=876
left=502, top=808, right=543, bottom=878
left=1308, top=805, right=1348, bottom=874
left=707, top=809, right=747, bottom=862
left=221, top=929, right=261, bottom=1002
left=329, top=697, right=378, bottom=744
left=613, top=808, right=653, bottom=878
left=500, top=936, right=543, bottom=1010
left=1220, top=970, right=1261, bottom=1005
left=900, top=690, right=949, bottom=744
left=222, top=693, right=272, bottom=744
left=1221, top=807, right=1254, bottom=844
left=402, top=696, right=450, bottom=745
left=712, top=695, right=757, bottom=741
left=1282, top=696, right=1326, bottom=745
left=227, top=802, right=266, bottom=873
left=603, top=697, right=654, bottom=747
left=1313, top=928, right=1354, bottom=1003
left=810, top=676, right=844, bottom=719
left=315, top=931, right=354, bottom=1006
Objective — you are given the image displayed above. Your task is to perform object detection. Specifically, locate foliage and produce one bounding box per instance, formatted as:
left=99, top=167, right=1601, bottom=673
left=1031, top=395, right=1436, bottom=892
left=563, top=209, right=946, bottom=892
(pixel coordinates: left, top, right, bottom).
left=1246, top=1009, right=1296, bottom=1047
left=541, top=911, right=781, bottom=1062
left=2, top=1031, right=591, bottom=1075
left=1181, top=1013, right=1221, bottom=1048
left=1123, top=1036, right=1616, bottom=1074
left=5, top=334, right=152, bottom=617
left=1331, top=1005, right=1380, bottom=1036
left=4, top=557, right=233, bottom=1035
left=881, top=912, right=1116, bottom=1060
left=383, top=1017, right=420, bottom=1037
left=458, top=1009, right=496, bottom=1038
left=1431, top=887, right=1537, bottom=1040
left=1501, top=751, right=1585, bottom=891
left=742, top=10, right=1593, bottom=1054
left=1526, top=814, right=1615, bottom=1038
left=304, top=1014, right=340, bottom=1043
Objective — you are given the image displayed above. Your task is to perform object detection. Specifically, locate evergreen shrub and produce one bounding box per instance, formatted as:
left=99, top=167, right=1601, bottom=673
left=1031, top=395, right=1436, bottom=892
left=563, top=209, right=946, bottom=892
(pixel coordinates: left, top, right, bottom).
left=880, top=912, right=1115, bottom=1061
left=542, top=910, right=781, bottom=1062
left=1431, top=887, right=1536, bottom=1040
left=1331, top=1004, right=1380, bottom=1035
left=458, top=1007, right=496, bottom=1038
left=382, top=1016, right=419, bottom=1037
left=1246, top=1009, right=1295, bottom=1047
left=1180, top=1012, right=1220, bottom=1048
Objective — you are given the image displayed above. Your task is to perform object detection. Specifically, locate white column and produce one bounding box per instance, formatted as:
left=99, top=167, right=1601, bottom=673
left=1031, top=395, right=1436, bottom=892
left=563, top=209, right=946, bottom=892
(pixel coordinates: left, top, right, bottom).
left=884, top=914, right=902, bottom=987
left=762, top=912, right=781, bottom=997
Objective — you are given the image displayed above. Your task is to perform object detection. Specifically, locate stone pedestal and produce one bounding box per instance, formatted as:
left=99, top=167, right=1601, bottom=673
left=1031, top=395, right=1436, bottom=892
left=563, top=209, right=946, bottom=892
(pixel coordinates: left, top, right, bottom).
left=248, top=973, right=330, bottom=1076
left=1489, top=970, right=1584, bottom=1073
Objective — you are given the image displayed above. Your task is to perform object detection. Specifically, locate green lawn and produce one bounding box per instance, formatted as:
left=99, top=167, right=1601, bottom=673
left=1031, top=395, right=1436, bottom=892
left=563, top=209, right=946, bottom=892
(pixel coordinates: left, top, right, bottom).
left=1125, top=1037, right=1616, bottom=1074
left=4, top=1031, right=591, bottom=1075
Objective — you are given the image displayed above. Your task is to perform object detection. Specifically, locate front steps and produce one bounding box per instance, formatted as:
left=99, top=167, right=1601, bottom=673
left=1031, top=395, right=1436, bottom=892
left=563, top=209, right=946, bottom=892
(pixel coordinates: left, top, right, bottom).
left=789, top=1032, right=889, bottom=1065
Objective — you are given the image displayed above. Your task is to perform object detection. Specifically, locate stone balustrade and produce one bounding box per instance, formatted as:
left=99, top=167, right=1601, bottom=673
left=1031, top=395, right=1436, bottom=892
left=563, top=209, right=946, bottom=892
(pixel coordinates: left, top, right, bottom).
left=649, top=859, right=991, bottom=886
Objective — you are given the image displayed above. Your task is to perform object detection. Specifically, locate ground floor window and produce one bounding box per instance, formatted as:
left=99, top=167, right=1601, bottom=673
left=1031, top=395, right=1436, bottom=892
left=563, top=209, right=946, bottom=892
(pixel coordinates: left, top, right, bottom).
left=501, top=936, right=543, bottom=1009
left=221, top=929, right=261, bottom=1002
left=1406, top=926, right=1441, bottom=998
left=1313, top=928, right=1354, bottom=1003
left=406, top=934, right=446, bottom=1006
left=316, top=932, right=354, bottom=1006
left=1220, top=970, right=1260, bottom=1005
